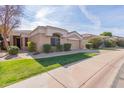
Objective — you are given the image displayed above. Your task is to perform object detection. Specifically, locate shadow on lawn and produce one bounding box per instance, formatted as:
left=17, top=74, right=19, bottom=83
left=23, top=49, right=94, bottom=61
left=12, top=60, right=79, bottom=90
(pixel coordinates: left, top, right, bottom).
left=34, top=53, right=97, bottom=68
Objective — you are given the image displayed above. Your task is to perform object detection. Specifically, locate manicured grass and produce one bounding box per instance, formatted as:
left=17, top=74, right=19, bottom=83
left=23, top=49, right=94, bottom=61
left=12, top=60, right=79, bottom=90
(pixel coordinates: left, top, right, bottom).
left=0, top=53, right=96, bottom=87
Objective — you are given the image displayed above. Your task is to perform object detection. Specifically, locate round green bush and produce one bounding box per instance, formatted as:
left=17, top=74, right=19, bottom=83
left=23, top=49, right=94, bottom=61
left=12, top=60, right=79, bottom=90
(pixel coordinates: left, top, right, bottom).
left=43, top=44, right=51, bottom=53
left=27, top=41, right=36, bottom=52
left=8, top=46, right=19, bottom=55
left=85, top=43, right=93, bottom=49
left=64, top=43, right=71, bottom=51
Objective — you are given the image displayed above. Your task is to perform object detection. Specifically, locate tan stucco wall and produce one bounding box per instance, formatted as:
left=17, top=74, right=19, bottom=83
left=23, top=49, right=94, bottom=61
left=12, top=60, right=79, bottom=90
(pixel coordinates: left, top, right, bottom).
left=30, top=33, right=50, bottom=52
left=80, top=38, right=88, bottom=49
left=21, top=37, right=26, bottom=50
left=61, top=37, right=67, bottom=44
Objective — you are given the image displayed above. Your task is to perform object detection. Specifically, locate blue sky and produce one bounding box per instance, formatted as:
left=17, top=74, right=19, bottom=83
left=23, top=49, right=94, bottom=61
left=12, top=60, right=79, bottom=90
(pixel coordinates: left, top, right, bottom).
left=20, top=5, right=124, bottom=36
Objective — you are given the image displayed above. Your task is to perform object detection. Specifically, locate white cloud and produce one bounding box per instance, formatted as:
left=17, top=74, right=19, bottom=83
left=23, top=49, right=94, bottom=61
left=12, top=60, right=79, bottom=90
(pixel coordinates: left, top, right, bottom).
left=19, top=6, right=61, bottom=30
left=78, top=6, right=101, bottom=29
left=35, top=7, right=53, bottom=19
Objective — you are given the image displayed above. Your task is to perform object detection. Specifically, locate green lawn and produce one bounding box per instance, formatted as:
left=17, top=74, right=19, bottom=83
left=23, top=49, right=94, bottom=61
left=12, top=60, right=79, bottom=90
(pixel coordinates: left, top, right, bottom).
left=0, top=53, right=96, bottom=87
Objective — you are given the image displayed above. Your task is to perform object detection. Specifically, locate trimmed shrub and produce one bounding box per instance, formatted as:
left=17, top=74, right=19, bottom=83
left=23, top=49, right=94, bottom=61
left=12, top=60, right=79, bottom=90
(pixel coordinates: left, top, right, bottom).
left=8, top=46, right=19, bottom=55
left=27, top=41, right=36, bottom=52
left=56, top=45, right=63, bottom=51
left=85, top=43, right=93, bottom=49
left=88, top=37, right=102, bottom=49
left=43, top=44, right=51, bottom=53
left=64, top=43, right=71, bottom=51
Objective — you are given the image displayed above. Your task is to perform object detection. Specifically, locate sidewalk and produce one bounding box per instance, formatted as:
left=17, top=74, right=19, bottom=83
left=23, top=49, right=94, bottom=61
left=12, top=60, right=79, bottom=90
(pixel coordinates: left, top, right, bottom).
left=19, top=49, right=100, bottom=59
left=1, top=49, right=119, bottom=61
left=1, top=49, right=99, bottom=61
left=6, top=49, right=124, bottom=88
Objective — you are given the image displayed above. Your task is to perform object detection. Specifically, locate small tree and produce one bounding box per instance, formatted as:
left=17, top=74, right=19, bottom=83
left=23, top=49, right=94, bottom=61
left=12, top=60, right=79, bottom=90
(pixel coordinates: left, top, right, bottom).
left=88, top=37, right=102, bottom=49
left=0, top=5, right=23, bottom=49
left=100, top=32, right=112, bottom=37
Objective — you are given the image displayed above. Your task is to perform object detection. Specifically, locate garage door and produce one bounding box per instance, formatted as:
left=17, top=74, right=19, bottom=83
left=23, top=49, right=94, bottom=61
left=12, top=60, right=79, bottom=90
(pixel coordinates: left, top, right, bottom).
left=68, top=39, right=80, bottom=50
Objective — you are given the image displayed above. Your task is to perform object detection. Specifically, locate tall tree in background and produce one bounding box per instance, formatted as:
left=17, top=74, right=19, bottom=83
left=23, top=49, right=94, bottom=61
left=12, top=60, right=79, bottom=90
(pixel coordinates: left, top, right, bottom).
left=100, top=32, right=112, bottom=37
left=0, top=5, right=23, bottom=49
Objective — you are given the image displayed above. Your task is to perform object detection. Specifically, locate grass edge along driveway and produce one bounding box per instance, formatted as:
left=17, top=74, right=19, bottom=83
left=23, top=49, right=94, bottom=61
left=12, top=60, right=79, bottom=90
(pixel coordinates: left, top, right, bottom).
left=0, top=53, right=96, bottom=87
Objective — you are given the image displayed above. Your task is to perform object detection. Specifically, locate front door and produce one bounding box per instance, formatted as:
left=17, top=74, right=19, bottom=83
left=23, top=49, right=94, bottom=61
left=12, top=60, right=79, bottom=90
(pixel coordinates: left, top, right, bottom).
left=16, top=38, right=21, bottom=48
left=13, top=36, right=21, bottom=49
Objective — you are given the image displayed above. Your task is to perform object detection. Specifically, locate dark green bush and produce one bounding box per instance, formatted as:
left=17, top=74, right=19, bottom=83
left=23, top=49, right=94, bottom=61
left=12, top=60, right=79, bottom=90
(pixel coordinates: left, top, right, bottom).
left=27, top=41, right=36, bottom=52
left=64, top=43, right=71, bottom=51
left=85, top=43, right=93, bottom=49
left=43, top=44, right=51, bottom=53
left=88, top=37, right=102, bottom=49
left=8, top=46, right=19, bottom=55
left=56, top=45, right=63, bottom=51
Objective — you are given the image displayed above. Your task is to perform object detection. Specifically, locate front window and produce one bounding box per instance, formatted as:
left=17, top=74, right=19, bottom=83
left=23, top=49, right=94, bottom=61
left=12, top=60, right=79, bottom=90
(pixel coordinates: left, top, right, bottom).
left=51, top=33, right=60, bottom=46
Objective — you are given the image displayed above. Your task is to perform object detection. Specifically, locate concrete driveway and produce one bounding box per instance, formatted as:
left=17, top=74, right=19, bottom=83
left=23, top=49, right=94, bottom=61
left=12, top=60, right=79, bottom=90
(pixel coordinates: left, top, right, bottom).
left=6, top=49, right=124, bottom=88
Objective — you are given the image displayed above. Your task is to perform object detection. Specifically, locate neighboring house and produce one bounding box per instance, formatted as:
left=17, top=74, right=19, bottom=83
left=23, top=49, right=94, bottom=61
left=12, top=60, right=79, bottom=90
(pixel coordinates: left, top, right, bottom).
left=9, top=26, right=84, bottom=52
left=81, top=33, right=97, bottom=49
left=82, top=33, right=97, bottom=39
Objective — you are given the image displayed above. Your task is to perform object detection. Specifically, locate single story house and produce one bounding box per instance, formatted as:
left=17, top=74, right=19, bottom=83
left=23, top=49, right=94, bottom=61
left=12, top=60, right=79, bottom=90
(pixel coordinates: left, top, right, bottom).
left=8, top=26, right=85, bottom=52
